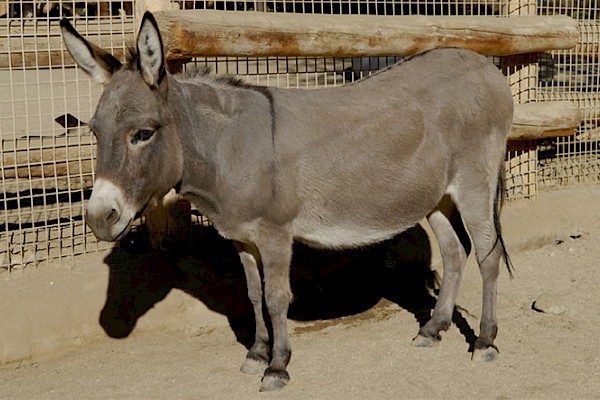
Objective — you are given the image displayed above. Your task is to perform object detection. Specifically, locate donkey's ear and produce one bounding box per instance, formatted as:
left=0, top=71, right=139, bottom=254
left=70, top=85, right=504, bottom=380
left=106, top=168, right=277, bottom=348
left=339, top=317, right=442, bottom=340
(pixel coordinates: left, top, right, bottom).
left=136, top=12, right=166, bottom=88
left=60, top=19, right=121, bottom=85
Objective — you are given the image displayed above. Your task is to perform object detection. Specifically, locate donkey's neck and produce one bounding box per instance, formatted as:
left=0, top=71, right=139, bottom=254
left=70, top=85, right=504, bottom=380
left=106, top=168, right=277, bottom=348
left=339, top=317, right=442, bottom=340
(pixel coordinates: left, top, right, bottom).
left=167, top=76, right=276, bottom=225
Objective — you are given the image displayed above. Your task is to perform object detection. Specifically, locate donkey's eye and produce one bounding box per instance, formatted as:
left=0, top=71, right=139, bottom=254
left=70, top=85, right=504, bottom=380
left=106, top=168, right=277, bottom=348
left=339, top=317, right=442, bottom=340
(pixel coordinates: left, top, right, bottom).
left=131, top=129, right=155, bottom=145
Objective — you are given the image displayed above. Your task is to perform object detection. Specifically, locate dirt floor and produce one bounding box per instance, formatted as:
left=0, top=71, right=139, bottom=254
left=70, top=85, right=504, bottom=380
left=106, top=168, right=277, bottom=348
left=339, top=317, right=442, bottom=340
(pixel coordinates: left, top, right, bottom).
left=1, top=184, right=600, bottom=399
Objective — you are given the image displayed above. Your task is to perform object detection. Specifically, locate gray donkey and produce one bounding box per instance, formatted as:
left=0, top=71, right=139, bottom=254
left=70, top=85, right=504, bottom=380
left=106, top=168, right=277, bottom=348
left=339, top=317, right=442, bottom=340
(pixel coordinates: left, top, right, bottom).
left=61, top=12, right=513, bottom=392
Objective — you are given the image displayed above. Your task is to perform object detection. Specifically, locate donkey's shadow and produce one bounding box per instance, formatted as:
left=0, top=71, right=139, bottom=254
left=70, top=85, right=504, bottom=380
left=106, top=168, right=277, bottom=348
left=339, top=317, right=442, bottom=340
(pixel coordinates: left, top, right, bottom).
left=100, top=224, right=477, bottom=350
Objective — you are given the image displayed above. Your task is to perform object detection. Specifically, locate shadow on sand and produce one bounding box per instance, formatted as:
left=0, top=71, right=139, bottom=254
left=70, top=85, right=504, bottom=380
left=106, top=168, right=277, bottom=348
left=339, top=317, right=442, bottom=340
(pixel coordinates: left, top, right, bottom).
left=99, top=224, right=477, bottom=351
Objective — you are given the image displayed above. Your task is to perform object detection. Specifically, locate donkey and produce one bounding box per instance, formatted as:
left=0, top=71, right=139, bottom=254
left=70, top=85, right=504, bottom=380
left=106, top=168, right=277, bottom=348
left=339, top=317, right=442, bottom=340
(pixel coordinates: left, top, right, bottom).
left=61, top=12, right=513, bottom=392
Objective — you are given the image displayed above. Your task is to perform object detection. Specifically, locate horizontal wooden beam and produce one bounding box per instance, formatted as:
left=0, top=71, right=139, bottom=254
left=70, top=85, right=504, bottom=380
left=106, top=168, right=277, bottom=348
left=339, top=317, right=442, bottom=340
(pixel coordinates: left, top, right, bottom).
left=1, top=145, right=94, bottom=179
left=0, top=20, right=132, bottom=69
left=510, top=101, right=582, bottom=140
left=155, top=10, right=579, bottom=59
left=1, top=143, right=94, bottom=193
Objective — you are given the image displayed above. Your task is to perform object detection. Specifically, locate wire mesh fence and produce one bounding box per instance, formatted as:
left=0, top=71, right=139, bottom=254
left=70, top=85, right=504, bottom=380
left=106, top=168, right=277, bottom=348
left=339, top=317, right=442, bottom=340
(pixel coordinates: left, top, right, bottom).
left=537, top=9, right=600, bottom=188
left=1, top=1, right=134, bottom=269
left=1, top=0, right=599, bottom=270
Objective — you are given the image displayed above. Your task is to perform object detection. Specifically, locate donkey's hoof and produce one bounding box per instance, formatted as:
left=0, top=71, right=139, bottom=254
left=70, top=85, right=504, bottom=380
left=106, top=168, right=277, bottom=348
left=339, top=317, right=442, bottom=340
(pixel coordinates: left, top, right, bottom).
left=472, top=345, right=498, bottom=362
left=240, top=357, right=268, bottom=375
left=412, top=334, right=440, bottom=348
left=259, top=368, right=290, bottom=392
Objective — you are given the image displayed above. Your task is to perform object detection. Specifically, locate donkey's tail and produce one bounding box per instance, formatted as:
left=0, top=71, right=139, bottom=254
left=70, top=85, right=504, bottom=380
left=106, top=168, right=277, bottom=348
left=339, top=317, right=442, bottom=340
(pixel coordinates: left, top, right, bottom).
left=494, top=166, right=514, bottom=278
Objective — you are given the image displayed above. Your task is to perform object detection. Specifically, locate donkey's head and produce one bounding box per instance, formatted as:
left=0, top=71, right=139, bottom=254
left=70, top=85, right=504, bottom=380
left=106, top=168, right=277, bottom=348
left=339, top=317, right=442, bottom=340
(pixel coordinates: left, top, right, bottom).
left=61, top=13, right=183, bottom=241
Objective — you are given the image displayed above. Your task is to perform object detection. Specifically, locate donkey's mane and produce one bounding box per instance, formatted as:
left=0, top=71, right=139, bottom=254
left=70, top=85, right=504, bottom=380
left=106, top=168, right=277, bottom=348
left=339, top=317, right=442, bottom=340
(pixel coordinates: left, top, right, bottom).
left=123, top=45, right=255, bottom=89
left=123, top=45, right=139, bottom=71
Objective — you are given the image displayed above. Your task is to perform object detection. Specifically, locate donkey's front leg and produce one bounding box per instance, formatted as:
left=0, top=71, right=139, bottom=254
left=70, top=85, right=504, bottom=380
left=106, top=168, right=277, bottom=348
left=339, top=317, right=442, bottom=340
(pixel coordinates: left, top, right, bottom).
left=234, top=242, right=270, bottom=375
left=254, top=225, right=294, bottom=392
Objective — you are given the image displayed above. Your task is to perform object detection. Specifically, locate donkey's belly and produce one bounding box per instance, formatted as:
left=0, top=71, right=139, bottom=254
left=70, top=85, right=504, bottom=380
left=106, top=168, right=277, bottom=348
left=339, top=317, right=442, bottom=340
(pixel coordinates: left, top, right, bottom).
left=292, top=220, right=413, bottom=249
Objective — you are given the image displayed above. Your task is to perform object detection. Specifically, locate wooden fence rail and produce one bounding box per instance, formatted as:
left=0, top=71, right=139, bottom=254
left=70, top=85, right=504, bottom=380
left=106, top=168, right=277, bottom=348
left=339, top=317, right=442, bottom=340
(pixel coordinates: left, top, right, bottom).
left=152, top=11, right=579, bottom=59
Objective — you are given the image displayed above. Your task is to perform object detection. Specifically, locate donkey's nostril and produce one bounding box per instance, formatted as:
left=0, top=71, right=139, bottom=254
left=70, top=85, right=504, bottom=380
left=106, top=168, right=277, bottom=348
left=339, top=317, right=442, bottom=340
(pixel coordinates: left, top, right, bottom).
left=105, top=208, right=119, bottom=224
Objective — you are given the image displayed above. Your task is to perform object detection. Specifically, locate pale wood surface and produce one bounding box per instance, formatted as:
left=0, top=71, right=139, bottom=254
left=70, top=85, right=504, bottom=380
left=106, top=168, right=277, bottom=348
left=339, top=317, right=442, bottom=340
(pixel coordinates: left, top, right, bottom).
left=154, top=11, right=579, bottom=58
left=0, top=19, right=133, bottom=68
left=510, top=101, right=582, bottom=140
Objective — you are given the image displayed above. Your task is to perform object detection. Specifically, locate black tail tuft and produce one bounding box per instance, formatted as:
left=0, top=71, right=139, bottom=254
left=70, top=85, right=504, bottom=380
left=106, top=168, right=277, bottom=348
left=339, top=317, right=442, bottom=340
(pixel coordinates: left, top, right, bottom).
left=494, top=168, right=514, bottom=278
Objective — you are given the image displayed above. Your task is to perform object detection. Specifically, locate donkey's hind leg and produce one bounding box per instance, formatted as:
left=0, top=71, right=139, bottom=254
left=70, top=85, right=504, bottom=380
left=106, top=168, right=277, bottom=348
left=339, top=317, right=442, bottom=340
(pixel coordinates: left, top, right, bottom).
left=234, top=242, right=270, bottom=375
left=454, top=179, right=505, bottom=362
left=414, top=197, right=470, bottom=347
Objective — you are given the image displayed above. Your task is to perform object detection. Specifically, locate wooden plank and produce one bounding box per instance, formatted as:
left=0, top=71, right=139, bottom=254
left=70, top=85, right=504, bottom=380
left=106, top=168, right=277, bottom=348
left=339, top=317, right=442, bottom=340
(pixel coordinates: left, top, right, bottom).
left=154, top=11, right=579, bottom=59
left=2, top=175, right=93, bottom=193
left=0, top=19, right=134, bottom=68
left=0, top=48, right=126, bottom=69
left=1, top=145, right=95, bottom=191
left=1, top=13, right=586, bottom=68
left=538, top=90, right=600, bottom=122
left=2, top=203, right=86, bottom=227
left=1, top=145, right=95, bottom=176
left=510, top=101, right=582, bottom=140
left=2, top=158, right=94, bottom=180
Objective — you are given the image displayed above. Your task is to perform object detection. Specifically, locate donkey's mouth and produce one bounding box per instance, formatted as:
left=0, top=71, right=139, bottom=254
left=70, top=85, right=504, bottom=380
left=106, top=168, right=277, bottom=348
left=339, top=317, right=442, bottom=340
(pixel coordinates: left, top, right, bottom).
left=86, top=215, right=133, bottom=242
left=85, top=178, right=141, bottom=242
left=112, top=218, right=133, bottom=242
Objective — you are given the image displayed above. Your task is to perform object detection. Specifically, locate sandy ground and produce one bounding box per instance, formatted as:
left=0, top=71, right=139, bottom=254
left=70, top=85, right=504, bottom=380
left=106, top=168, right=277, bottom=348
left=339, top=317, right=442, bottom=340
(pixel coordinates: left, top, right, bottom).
left=2, top=185, right=600, bottom=399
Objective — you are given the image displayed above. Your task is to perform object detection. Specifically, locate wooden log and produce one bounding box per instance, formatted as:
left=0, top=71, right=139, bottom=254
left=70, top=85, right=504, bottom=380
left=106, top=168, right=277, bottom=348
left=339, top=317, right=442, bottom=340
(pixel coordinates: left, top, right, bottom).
left=3, top=204, right=86, bottom=227
left=1, top=146, right=95, bottom=180
left=1, top=145, right=95, bottom=192
left=2, top=159, right=94, bottom=180
left=0, top=19, right=133, bottom=69
left=510, top=101, right=582, bottom=140
left=0, top=48, right=126, bottom=70
left=2, top=176, right=93, bottom=194
left=154, top=11, right=579, bottom=59
left=538, top=89, right=600, bottom=122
